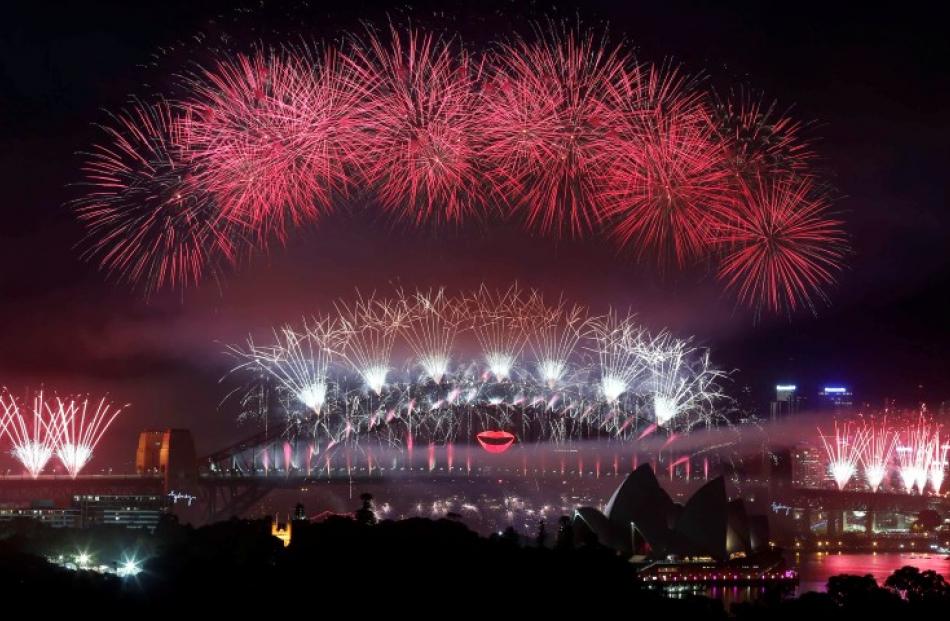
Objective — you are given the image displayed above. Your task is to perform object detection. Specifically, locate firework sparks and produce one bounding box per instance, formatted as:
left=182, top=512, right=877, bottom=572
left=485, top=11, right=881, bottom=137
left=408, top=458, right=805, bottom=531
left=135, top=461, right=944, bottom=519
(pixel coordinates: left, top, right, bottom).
left=525, top=293, right=586, bottom=387
left=349, top=27, right=485, bottom=224
left=479, top=25, right=628, bottom=236
left=73, top=100, right=235, bottom=293
left=468, top=285, right=528, bottom=381
left=818, top=421, right=869, bottom=491
left=716, top=177, right=846, bottom=315
left=860, top=418, right=897, bottom=492
left=52, top=396, right=126, bottom=477
left=0, top=390, right=63, bottom=478
left=586, top=310, right=645, bottom=403
left=398, top=288, right=461, bottom=383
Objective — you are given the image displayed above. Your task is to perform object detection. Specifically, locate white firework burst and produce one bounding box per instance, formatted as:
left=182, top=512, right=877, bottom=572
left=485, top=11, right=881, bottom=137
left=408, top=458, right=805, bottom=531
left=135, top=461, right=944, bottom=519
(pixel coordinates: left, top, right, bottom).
left=398, top=288, right=460, bottom=384
left=336, top=294, right=405, bottom=394
left=585, top=309, right=645, bottom=403
left=526, top=292, right=586, bottom=387
left=640, top=332, right=727, bottom=428
left=468, top=285, right=527, bottom=381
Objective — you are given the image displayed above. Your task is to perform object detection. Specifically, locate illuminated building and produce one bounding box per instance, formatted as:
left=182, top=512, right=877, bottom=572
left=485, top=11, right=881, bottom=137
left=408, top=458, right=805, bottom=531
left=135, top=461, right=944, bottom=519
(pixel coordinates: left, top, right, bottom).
left=791, top=445, right=825, bottom=488
left=818, top=386, right=853, bottom=411
left=135, top=431, right=165, bottom=473
left=0, top=506, right=79, bottom=528
left=770, top=384, right=803, bottom=421
left=72, top=494, right=168, bottom=530
left=571, top=465, right=770, bottom=561
left=271, top=515, right=292, bottom=547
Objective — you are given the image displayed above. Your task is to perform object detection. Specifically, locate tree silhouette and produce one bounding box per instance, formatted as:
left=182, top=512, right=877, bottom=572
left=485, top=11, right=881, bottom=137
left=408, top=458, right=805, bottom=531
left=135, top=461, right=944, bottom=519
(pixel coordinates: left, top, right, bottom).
left=355, top=493, right=376, bottom=526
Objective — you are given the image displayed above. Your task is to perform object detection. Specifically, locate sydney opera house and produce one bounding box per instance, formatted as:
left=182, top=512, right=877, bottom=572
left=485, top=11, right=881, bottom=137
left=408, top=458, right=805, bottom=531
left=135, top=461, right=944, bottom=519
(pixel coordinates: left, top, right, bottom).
left=573, top=465, right=771, bottom=562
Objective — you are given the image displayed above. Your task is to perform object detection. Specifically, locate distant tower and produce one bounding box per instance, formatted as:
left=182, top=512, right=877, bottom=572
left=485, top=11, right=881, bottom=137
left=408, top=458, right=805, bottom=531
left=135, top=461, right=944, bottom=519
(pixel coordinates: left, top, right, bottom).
left=135, top=431, right=165, bottom=473
left=770, top=384, right=801, bottom=421
left=818, top=386, right=853, bottom=411
left=293, top=503, right=306, bottom=521
left=271, top=515, right=292, bottom=547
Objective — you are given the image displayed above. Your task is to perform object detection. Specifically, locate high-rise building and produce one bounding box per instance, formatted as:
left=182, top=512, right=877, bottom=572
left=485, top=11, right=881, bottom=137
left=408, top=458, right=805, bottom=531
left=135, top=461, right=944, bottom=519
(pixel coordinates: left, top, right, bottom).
left=770, top=384, right=803, bottom=420
left=818, top=386, right=853, bottom=411
left=791, top=445, right=825, bottom=488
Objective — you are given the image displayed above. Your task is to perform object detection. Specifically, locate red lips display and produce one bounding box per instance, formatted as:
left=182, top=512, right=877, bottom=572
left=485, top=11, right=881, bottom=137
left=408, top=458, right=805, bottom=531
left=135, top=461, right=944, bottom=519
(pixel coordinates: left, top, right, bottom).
left=476, top=430, right=515, bottom=454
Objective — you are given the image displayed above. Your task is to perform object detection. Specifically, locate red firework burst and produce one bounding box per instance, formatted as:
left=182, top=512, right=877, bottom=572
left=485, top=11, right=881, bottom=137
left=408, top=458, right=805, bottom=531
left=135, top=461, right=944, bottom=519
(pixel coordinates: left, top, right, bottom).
left=710, top=90, right=815, bottom=180
left=347, top=27, right=484, bottom=225
left=181, top=46, right=365, bottom=240
left=479, top=26, right=629, bottom=237
left=716, top=177, right=846, bottom=314
left=600, top=65, right=734, bottom=265
left=74, top=100, right=235, bottom=293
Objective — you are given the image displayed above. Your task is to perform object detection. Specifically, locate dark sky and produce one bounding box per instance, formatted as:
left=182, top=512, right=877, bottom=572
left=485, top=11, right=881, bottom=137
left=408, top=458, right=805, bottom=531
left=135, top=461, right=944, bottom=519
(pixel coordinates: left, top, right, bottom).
left=1, top=0, right=947, bottom=466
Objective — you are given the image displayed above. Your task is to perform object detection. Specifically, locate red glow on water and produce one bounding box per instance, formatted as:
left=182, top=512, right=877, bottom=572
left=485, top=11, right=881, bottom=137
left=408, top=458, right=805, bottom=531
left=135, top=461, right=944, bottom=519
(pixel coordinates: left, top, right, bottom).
left=476, top=430, right=515, bottom=454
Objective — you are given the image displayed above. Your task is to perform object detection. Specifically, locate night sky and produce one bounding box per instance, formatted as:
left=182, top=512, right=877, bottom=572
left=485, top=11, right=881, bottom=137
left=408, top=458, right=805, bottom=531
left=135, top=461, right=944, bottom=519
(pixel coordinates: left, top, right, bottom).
left=1, top=0, right=947, bottom=465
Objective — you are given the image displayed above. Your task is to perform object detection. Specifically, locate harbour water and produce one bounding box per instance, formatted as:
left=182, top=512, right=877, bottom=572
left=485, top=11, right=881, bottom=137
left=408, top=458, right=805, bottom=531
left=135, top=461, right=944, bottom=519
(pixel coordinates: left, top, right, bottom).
left=702, top=552, right=950, bottom=607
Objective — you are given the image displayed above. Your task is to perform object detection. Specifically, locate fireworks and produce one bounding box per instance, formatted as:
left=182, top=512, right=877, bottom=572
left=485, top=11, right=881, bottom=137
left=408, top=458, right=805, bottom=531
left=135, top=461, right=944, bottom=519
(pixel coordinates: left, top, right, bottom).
left=226, top=286, right=730, bottom=449
left=52, top=396, right=125, bottom=477
left=468, top=285, right=528, bottom=381
left=336, top=295, right=405, bottom=394
left=398, top=289, right=461, bottom=384
left=181, top=47, right=364, bottom=240
left=349, top=27, right=485, bottom=224
left=600, top=65, right=733, bottom=266
left=479, top=25, right=628, bottom=236
left=0, top=390, right=124, bottom=478
left=818, top=421, right=869, bottom=491
left=860, top=418, right=897, bottom=492
left=640, top=333, right=727, bottom=428
left=229, top=317, right=342, bottom=413
left=525, top=293, right=586, bottom=387
left=716, top=177, right=846, bottom=314
left=817, top=414, right=946, bottom=495
left=73, top=22, right=846, bottom=316
left=73, top=100, right=235, bottom=293
left=585, top=310, right=646, bottom=403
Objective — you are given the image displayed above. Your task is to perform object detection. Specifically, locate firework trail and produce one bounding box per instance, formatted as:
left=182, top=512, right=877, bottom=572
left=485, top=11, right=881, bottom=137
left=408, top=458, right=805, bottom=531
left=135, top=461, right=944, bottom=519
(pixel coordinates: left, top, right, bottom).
left=479, top=25, right=628, bottom=237
left=74, top=100, right=236, bottom=293
left=818, top=421, right=869, bottom=491
left=929, top=431, right=948, bottom=494
left=860, top=418, right=897, bottom=492
left=525, top=292, right=586, bottom=387
left=716, top=177, right=846, bottom=315
left=336, top=294, right=405, bottom=394
left=468, top=285, right=528, bottom=381
left=710, top=89, right=815, bottom=180
left=640, top=332, right=727, bottom=428
left=349, top=27, right=485, bottom=224
left=52, top=396, right=125, bottom=478
left=398, top=288, right=461, bottom=383
left=585, top=309, right=646, bottom=403
left=182, top=46, right=365, bottom=240
left=600, top=64, right=733, bottom=266
left=0, top=390, right=63, bottom=478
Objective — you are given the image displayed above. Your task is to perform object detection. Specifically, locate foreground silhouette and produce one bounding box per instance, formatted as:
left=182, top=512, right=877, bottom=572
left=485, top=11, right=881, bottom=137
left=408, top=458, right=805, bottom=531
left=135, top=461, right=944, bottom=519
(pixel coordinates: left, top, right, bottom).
left=1, top=513, right=949, bottom=616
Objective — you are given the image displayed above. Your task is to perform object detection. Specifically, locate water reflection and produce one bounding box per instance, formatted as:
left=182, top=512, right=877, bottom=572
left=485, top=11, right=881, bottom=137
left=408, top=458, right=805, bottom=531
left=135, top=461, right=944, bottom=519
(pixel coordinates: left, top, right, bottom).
left=791, top=552, right=950, bottom=594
